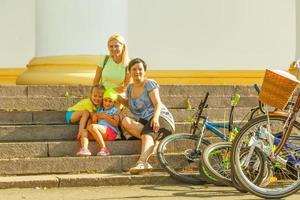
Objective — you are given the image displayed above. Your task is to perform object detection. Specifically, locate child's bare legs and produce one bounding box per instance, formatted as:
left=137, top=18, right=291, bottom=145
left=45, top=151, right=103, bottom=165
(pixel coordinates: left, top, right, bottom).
left=78, top=119, right=92, bottom=148
left=76, top=128, right=92, bottom=156
left=70, top=110, right=90, bottom=139
left=88, top=124, right=107, bottom=148
left=79, top=129, right=89, bottom=149
left=76, top=117, right=92, bottom=156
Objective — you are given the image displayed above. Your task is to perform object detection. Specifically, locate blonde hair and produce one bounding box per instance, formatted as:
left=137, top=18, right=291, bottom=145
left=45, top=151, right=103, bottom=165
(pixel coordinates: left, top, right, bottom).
left=107, top=34, right=129, bottom=66
left=90, top=85, right=105, bottom=95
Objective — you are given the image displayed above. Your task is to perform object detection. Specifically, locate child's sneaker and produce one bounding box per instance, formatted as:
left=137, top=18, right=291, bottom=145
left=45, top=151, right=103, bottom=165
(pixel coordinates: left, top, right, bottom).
left=97, top=147, right=110, bottom=156
left=76, top=148, right=91, bottom=156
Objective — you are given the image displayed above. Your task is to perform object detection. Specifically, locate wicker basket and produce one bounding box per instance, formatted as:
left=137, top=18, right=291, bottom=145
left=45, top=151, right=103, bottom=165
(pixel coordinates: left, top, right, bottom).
left=259, top=69, right=300, bottom=110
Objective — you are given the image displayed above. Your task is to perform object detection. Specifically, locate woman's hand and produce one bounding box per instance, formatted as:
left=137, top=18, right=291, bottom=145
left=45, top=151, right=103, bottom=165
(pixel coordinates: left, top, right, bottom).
left=151, top=117, right=160, bottom=133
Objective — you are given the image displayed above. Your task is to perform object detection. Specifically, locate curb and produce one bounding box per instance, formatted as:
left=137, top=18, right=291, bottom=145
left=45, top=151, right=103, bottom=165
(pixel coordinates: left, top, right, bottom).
left=0, top=172, right=183, bottom=189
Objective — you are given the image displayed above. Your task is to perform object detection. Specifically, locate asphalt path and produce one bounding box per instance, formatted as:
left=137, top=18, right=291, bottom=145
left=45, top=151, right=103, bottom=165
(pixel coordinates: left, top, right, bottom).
left=1, top=184, right=300, bottom=200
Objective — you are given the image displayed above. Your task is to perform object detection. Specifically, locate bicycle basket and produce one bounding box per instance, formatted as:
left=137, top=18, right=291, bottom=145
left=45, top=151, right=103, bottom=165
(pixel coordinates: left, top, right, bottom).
left=259, top=69, right=300, bottom=110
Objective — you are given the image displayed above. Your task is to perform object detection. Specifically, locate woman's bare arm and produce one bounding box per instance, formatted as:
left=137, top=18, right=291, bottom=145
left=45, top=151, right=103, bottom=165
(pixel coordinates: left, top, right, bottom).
left=149, top=88, right=162, bottom=133
left=114, top=72, right=132, bottom=93
left=93, top=66, right=102, bottom=86
left=117, top=94, right=129, bottom=108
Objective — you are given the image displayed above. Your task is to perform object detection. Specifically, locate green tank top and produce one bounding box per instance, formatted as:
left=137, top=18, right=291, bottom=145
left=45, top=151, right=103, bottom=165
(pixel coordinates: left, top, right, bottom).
left=98, top=56, right=126, bottom=89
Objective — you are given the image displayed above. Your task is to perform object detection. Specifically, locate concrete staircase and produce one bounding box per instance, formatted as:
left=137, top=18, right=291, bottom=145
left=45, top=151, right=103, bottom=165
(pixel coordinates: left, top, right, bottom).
left=0, top=85, right=259, bottom=188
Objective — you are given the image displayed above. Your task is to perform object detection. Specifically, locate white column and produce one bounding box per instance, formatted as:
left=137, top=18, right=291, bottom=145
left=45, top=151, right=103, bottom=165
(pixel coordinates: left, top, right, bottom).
left=36, top=0, right=128, bottom=56
left=0, top=0, right=35, bottom=68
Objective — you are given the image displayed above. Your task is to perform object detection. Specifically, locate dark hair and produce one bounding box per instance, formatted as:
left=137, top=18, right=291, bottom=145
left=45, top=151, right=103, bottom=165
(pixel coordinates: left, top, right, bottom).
left=128, top=58, right=147, bottom=71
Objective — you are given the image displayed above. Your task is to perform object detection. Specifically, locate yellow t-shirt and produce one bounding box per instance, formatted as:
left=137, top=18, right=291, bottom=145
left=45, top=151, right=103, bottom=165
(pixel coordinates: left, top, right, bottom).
left=67, top=98, right=97, bottom=112
left=99, top=56, right=126, bottom=89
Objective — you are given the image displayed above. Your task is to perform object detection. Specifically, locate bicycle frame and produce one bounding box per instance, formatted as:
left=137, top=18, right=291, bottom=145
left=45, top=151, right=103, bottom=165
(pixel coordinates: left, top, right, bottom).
left=205, top=121, right=229, bottom=141
left=189, top=87, right=262, bottom=159
left=191, top=92, right=248, bottom=154
left=242, top=122, right=300, bottom=171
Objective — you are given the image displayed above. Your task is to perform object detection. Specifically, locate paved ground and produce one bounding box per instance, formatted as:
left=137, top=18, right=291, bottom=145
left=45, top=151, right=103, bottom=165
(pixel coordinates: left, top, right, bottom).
left=1, top=184, right=300, bottom=200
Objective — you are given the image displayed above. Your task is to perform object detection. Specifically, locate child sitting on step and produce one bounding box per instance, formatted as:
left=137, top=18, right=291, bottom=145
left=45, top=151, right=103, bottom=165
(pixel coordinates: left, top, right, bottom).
left=66, top=85, right=104, bottom=156
left=88, top=88, right=120, bottom=156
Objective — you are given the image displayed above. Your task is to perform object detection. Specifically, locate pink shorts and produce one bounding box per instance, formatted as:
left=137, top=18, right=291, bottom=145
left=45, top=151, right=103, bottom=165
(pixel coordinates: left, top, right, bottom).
left=103, top=127, right=117, bottom=141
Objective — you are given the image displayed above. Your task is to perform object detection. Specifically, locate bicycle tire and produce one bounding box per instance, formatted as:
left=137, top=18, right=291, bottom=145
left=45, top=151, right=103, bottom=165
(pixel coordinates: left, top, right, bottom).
left=231, top=147, right=267, bottom=193
left=198, top=160, right=228, bottom=186
left=157, top=133, right=209, bottom=184
left=201, top=142, right=233, bottom=186
left=231, top=115, right=300, bottom=199
left=201, top=142, right=265, bottom=189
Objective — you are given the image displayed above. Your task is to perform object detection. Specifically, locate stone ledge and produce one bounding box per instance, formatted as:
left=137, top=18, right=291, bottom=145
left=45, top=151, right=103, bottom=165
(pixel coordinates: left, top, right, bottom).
left=0, top=140, right=141, bottom=159
left=0, top=107, right=256, bottom=125
left=0, top=155, right=195, bottom=175
left=0, top=172, right=181, bottom=189
left=0, top=175, right=58, bottom=189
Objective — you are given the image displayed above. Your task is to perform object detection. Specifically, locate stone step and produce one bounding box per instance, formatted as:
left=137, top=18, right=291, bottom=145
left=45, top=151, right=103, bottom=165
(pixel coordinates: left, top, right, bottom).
left=0, top=117, right=249, bottom=141
left=0, top=172, right=178, bottom=189
left=0, top=123, right=189, bottom=141
left=0, top=96, right=258, bottom=111
left=0, top=107, right=253, bottom=125
left=0, top=140, right=142, bottom=159
left=0, top=85, right=262, bottom=111
left=0, top=124, right=78, bottom=141
left=0, top=133, right=223, bottom=159
left=0, top=85, right=260, bottom=98
left=0, top=155, right=164, bottom=175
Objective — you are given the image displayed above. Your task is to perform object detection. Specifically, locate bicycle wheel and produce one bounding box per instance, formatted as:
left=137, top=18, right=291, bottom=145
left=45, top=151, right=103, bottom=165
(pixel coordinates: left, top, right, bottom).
left=157, top=133, right=209, bottom=184
left=201, top=142, right=265, bottom=188
left=198, top=160, right=227, bottom=186
left=231, top=115, right=300, bottom=199
left=201, top=142, right=233, bottom=186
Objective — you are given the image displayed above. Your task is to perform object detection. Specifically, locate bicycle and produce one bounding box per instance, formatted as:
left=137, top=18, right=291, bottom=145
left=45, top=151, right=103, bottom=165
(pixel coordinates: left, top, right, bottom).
left=199, top=84, right=292, bottom=188
left=230, top=70, right=300, bottom=199
left=156, top=91, right=263, bottom=185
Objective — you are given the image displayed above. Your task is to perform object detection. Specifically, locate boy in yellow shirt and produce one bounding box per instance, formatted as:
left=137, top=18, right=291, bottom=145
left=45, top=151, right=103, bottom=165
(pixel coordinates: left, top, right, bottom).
left=66, top=85, right=104, bottom=156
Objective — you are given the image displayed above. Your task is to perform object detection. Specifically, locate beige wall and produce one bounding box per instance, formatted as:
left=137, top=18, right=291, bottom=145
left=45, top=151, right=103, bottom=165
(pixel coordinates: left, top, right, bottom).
left=0, top=0, right=35, bottom=68
left=128, top=0, right=296, bottom=70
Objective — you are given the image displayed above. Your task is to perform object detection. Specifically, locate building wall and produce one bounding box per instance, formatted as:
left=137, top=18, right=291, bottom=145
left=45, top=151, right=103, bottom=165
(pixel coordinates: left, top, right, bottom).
left=128, top=0, right=296, bottom=70
left=0, top=0, right=297, bottom=70
left=296, top=0, right=300, bottom=60
left=0, top=0, right=35, bottom=68
left=36, top=0, right=128, bottom=56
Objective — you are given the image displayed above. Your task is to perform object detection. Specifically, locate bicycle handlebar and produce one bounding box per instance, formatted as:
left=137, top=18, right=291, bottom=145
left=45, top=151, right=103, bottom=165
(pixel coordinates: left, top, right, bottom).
left=228, top=93, right=240, bottom=132
left=231, top=94, right=240, bottom=107
left=198, top=92, right=209, bottom=112
left=253, top=84, right=260, bottom=94
left=192, top=92, right=209, bottom=135
left=253, top=84, right=265, bottom=114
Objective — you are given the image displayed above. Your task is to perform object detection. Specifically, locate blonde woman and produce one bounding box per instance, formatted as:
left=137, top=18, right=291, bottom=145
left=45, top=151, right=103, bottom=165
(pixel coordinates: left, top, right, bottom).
left=93, top=34, right=131, bottom=93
